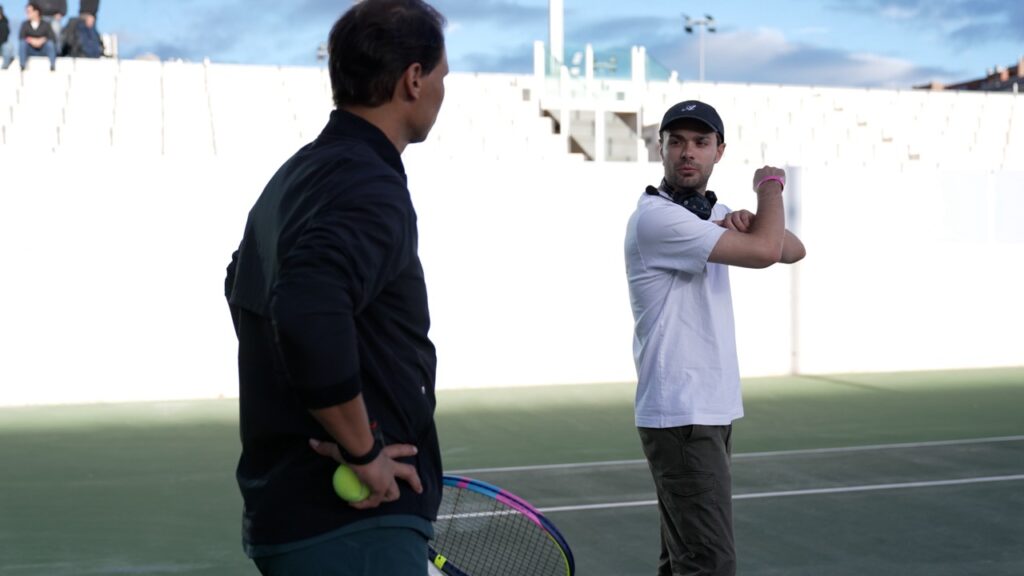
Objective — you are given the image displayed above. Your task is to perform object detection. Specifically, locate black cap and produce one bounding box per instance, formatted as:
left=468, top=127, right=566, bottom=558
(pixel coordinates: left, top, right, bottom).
left=659, top=100, right=725, bottom=143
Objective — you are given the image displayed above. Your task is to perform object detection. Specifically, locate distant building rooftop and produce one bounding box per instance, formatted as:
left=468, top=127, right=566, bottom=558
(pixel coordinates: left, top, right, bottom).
left=917, top=56, right=1024, bottom=92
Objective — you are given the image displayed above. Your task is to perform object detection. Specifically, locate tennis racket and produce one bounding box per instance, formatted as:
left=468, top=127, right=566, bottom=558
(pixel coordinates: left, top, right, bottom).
left=428, top=475, right=575, bottom=576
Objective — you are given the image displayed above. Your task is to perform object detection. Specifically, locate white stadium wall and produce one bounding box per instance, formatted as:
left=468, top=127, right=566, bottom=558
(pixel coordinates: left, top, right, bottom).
left=1, top=61, right=1022, bottom=406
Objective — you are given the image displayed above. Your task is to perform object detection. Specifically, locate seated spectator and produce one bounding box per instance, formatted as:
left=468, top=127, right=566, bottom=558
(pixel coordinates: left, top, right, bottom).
left=18, top=2, right=57, bottom=71
left=35, top=0, right=63, bottom=51
left=61, top=10, right=100, bottom=57
left=1, top=5, right=14, bottom=69
left=78, top=0, right=97, bottom=17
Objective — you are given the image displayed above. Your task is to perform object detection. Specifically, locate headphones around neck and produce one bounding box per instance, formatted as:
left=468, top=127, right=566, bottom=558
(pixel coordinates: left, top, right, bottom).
left=645, top=179, right=718, bottom=221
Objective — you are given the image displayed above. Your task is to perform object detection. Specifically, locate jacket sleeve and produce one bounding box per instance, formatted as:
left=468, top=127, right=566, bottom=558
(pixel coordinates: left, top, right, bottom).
left=225, top=249, right=240, bottom=337
left=269, top=178, right=414, bottom=409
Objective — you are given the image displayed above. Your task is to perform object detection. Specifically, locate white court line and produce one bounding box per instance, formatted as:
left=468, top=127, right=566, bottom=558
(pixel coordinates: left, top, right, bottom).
left=536, top=474, right=1024, bottom=514
left=448, top=435, right=1024, bottom=475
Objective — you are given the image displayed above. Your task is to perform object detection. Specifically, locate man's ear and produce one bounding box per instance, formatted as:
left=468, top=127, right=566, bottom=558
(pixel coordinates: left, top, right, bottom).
left=657, top=139, right=664, bottom=162
left=714, top=141, right=726, bottom=164
left=400, top=62, right=424, bottom=102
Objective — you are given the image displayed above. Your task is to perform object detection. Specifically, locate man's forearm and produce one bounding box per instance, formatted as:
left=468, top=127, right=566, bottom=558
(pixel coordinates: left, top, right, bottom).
left=311, top=395, right=376, bottom=461
left=749, top=184, right=786, bottom=261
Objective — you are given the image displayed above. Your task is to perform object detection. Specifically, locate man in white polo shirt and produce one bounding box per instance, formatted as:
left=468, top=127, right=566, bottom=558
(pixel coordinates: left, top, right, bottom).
left=624, top=100, right=806, bottom=576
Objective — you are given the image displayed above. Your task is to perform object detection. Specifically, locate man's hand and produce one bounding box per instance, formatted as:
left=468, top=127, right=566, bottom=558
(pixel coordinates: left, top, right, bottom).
left=28, top=37, right=46, bottom=48
left=309, top=438, right=423, bottom=510
left=752, top=165, right=785, bottom=193
left=715, top=209, right=754, bottom=232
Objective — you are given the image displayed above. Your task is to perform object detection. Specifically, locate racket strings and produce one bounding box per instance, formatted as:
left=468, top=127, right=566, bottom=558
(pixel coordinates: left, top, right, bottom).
left=431, top=486, right=568, bottom=575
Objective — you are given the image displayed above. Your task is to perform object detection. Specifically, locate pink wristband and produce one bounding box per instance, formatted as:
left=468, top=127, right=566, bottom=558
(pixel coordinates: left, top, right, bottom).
left=755, top=175, right=785, bottom=191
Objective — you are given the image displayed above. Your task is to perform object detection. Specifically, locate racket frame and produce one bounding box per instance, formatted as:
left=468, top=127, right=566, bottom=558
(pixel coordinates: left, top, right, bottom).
left=428, top=475, right=575, bottom=576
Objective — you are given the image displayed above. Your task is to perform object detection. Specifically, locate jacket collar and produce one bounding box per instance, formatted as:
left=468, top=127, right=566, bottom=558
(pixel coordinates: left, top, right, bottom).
left=321, top=108, right=405, bottom=178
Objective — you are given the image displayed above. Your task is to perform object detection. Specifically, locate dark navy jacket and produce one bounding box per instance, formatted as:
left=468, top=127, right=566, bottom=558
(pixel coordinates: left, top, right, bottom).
left=72, top=19, right=102, bottom=58
left=35, top=0, right=67, bottom=17
left=225, top=109, right=442, bottom=551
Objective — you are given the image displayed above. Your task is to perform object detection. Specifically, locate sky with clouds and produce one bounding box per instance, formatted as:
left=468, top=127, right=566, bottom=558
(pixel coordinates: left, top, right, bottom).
left=72, top=0, right=1024, bottom=88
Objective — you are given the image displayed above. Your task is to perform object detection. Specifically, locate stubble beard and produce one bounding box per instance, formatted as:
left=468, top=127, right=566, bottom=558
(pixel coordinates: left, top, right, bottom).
left=666, top=169, right=707, bottom=196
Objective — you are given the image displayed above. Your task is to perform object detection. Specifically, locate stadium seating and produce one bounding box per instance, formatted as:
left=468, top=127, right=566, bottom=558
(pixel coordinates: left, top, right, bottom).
left=2, top=57, right=1022, bottom=406
left=0, top=58, right=1020, bottom=172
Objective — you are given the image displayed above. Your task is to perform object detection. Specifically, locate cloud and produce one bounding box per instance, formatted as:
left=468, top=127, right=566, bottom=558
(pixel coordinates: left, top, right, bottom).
left=115, top=0, right=547, bottom=66
left=124, top=41, right=191, bottom=62
left=548, top=9, right=962, bottom=88
left=432, top=0, right=548, bottom=26
left=879, top=5, right=920, bottom=19
left=108, top=0, right=975, bottom=88
left=283, top=0, right=549, bottom=26
left=458, top=43, right=535, bottom=73
left=643, top=27, right=956, bottom=88
left=567, top=16, right=675, bottom=49
left=793, top=26, right=830, bottom=37
left=835, top=0, right=1024, bottom=43
left=446, top=15, right=958, bottom=88
left=116, top=0, right=335, bottom=65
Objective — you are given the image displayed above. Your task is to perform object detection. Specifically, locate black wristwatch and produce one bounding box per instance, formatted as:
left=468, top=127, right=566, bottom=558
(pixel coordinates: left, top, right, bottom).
left=340, top=424, right=384, bottom=466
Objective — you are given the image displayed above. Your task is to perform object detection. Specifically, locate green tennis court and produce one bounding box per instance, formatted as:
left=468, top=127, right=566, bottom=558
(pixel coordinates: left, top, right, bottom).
left=2, top=367, right=1022, bottom=575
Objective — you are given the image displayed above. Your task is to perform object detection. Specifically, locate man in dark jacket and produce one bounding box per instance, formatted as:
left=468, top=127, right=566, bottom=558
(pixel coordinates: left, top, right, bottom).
left=18, top=2, right=56, bottom=70
left=62, top=10, right=100, bottom=57
left=78, top=0, right=98, bottom=17
left=0, top=5, right=13, bottom=69
left=224, top=1, right=448, bottom=574
left=34, top=0, right=63, bottom=51
left=34, top=0, right=64, bottom=15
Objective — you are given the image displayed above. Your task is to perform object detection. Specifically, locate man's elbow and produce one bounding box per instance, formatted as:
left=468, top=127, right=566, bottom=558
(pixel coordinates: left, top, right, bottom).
left=782, top=245, right=807, bottom=264
left=749, top=243, right=784, bottom=268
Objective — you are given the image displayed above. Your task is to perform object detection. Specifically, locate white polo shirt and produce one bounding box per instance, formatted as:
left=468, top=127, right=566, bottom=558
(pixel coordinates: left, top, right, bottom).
left=624, top=191, right=743, bottom=428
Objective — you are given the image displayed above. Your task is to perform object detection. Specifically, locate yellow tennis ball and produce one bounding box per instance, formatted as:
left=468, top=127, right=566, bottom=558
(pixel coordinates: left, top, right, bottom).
left=333, top=464, right=370, bottom=503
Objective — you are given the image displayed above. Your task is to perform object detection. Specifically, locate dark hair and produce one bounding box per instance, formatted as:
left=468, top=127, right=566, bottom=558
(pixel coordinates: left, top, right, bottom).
left=27, top=2, right=41, bottom=13
left=328, top=0, right=446, bottom=108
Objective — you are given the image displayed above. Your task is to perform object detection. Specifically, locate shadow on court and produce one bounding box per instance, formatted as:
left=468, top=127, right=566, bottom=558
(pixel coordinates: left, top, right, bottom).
left=462, top=437, right=1024, bottom=576
left=0, top=368, right=1021, bottom=575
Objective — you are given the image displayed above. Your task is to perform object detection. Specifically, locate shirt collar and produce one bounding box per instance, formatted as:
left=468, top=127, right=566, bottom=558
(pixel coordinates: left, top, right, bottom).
left=321, top=108, right=405, bottom=178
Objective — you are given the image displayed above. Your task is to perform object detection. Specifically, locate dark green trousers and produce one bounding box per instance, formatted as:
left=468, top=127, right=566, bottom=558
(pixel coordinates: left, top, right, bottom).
left=639, top=425, right=735, bottom=576
left=254, top=526, right=429, bottom=576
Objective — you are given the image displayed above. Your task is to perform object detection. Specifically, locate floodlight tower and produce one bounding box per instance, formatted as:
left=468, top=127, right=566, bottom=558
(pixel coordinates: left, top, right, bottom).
left=684, top=14, right=716, bottom=82
left=550, top=0, right=565, bottom=71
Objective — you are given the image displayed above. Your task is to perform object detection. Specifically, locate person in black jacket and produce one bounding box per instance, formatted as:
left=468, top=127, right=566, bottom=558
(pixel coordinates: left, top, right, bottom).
left=18, top=2, right=57, bottom=71
left=61, top=10, right=101, bottom=57
left=78, top=0, right=98, bottom=17
left=61, top=0, right=99, bottom=56
left=224, top=1, right=448, bottom=574
left=34, top=0, right=63, bottom=51
left=0, top=5, right=13, bottom=69
left=34, top=0, right=64, bottom=17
